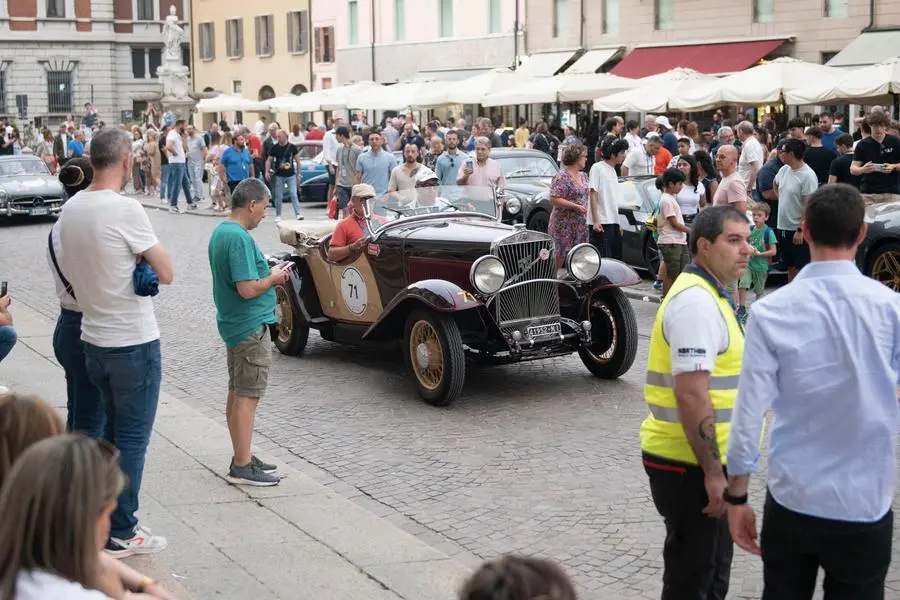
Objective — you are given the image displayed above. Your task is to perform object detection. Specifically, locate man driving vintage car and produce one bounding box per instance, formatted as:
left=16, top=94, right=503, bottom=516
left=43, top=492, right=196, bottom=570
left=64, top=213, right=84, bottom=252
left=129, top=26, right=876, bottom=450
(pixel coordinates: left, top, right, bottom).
left=327, top=183, right=375, bottom=262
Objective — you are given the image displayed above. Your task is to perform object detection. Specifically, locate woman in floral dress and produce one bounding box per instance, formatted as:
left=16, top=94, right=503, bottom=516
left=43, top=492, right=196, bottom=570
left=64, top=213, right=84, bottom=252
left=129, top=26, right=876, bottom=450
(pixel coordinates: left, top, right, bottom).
left=547, top=144, right=589, bottom=269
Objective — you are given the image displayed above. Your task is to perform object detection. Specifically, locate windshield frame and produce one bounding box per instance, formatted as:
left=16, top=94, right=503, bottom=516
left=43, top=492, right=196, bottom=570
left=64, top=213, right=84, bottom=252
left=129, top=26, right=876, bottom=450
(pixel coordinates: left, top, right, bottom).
left=363, top=185, right=501, bottom=238
left=0, top=157, right=51, bottom=178
left=495, top=154, right=558, bottom=179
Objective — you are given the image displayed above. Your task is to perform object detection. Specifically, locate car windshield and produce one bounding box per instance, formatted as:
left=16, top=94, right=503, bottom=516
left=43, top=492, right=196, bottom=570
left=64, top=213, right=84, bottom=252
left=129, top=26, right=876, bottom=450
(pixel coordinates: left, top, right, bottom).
left=366, top=185, right=499, bottom=233
left=496, top=155, right=558, bottom=178
left=296, top=145, right=321, bottom=160
left=0, top=158, right=49, bottom=177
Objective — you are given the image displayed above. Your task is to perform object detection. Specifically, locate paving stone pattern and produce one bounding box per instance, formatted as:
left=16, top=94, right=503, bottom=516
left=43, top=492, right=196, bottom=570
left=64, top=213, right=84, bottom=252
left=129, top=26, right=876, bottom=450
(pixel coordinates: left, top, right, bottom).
left=2, top=208, right=899, bottom=599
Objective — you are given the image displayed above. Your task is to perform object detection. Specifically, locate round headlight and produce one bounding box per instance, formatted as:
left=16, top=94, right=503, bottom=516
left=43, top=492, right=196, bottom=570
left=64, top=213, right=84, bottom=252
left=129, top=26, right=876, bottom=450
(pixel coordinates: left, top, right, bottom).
left=470, top=255, right=506, bottom=295
left=505, top=196, right=521, bottom=215
left=566, top=243, right=601, bottom=282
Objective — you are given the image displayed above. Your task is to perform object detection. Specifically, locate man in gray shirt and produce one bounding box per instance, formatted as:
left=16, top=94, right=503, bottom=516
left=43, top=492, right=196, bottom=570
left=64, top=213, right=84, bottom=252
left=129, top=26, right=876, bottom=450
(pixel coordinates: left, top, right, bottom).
left=388, top=144, right=423, bottom=192
left=774, top=138, right=819, bottom=281
left=333, top=126, right=361, bottom=217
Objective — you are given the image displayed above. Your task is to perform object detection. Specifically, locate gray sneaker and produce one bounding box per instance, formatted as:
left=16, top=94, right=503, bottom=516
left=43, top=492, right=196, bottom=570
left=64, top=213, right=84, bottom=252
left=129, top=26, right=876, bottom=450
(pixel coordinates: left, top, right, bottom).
left=251, top=455, right=277, bottom=474
left=226, top=461, right=280, bottom=487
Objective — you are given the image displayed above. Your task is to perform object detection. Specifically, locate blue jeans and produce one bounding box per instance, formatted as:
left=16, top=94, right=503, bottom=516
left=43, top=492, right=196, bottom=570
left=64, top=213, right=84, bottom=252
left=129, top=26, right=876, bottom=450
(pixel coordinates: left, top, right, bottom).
left=53, top=309, right=104, bottom=435
left=0, top=325, right=16, bottom=363
left=181, top=164, right=193, bottom=203
left=272, top=175, right=301, bottom=217
left=84, top=339, right=161, bottom=539
left=167, top=162, right=186, bottom=207
left=160, top=164, right=170, bottom=199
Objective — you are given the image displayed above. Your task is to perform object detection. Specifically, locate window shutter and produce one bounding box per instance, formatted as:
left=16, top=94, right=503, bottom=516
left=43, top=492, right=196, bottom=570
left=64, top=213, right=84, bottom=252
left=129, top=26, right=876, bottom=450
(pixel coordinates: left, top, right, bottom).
left=300, top=13, right=309, bottom=53
left=287, top=13, right=294, bottom=52
left=210, top=24, right=215, bottom=60
left=226, top=22, right=232, bottom=57
left=255, top=17, right=260, bottom=56
left=238, top=19, right=244, bottom=57
left=268, top=17, right=274, bottom=54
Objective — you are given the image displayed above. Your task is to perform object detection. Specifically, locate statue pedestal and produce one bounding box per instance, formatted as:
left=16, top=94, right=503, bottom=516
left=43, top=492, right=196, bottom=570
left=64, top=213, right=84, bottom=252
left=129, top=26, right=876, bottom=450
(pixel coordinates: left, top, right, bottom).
left=156, top=61, right=195, bottom=121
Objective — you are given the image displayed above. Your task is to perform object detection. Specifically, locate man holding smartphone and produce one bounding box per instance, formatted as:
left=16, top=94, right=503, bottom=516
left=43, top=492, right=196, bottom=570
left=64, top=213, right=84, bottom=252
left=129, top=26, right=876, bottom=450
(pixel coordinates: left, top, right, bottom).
left=851, top=110, right=900, bottom=205
left=208, top=178, right=288, bottom=486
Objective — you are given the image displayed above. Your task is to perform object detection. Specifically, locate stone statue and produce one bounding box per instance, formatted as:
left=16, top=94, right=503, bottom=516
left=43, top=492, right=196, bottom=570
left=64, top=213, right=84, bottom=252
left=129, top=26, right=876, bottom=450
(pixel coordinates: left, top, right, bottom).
left=162, top=6, right=185, bottom=63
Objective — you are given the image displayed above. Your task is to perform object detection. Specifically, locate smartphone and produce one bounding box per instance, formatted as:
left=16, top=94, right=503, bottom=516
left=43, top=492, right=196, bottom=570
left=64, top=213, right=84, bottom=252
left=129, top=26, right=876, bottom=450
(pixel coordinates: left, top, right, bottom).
left=465, top=159, right=474, bottom=170
left=872, top=163, right=885, bottom=171
left=0, top=281, right=6, bottom=297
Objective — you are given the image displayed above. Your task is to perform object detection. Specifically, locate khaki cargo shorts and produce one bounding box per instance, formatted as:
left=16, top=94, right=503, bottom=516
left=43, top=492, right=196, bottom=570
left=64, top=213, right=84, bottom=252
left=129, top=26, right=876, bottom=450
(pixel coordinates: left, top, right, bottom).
left=862, top=193, right=900, bottom=206
left=226, top=325, right=272, bottom=399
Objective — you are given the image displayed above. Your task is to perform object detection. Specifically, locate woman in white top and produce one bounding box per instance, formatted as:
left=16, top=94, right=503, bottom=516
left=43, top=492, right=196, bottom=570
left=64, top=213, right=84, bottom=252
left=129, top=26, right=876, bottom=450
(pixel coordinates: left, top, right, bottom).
left=0, top=434, right=125, bottom=599
left=674, top=154, right=706, bottom=222
left=624, top=120, right=643, bottom=151
left=288, top=123, right=305, bottom=145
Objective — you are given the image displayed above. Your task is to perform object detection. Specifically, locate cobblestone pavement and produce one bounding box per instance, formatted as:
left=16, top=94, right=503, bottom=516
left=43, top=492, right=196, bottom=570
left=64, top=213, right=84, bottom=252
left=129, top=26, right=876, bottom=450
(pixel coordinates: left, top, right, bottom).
left=2, top=206, right=899, bottom=600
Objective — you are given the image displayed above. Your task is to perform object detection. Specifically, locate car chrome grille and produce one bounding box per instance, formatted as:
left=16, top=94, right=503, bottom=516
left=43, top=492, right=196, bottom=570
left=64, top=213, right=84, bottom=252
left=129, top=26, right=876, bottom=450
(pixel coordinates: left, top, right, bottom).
left=493, top=233, right=560, bottom=332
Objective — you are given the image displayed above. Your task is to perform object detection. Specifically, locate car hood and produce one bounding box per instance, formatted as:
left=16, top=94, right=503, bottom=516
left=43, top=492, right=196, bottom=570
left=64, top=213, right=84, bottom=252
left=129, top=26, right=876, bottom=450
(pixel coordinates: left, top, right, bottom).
left=0, top=175, right=65, bottom=196
left=504, top=177, right=550, bottom=196
left=382, top=217, right=514, bottom=247
left=867, top=200, right=900, bottom=232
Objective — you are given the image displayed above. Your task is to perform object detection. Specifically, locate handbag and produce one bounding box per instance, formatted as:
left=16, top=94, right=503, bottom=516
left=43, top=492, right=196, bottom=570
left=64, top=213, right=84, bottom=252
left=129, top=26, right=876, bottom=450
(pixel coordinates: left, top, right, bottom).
left=328, top=196, right=337, bottom=219
left=133, top=259, right=160, bottom=297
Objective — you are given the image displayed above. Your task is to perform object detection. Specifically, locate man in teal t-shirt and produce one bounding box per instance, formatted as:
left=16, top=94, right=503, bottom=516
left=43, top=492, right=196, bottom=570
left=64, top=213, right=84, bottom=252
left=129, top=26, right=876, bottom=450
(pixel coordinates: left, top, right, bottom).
left=208, top=178, right=288, bottom=487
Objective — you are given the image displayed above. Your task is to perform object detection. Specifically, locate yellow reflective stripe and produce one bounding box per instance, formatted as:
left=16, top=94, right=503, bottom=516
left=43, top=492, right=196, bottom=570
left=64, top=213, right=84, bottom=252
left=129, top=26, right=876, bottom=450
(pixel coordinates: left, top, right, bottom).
left=647, top=404, right=733, bottom=423
left=646, top=370, right=739, bottom=390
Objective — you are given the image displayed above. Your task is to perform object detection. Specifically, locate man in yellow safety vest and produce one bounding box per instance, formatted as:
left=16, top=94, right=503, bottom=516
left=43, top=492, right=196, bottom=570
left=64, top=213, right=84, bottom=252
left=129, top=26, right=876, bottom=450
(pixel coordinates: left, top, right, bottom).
left=639, top=205, right=752, bottom=600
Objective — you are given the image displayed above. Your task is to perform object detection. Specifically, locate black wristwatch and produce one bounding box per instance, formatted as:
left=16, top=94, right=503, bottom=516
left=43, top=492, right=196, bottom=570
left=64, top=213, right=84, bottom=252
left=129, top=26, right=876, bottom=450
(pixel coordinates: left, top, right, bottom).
left=723, top=490, right=748, bottom=505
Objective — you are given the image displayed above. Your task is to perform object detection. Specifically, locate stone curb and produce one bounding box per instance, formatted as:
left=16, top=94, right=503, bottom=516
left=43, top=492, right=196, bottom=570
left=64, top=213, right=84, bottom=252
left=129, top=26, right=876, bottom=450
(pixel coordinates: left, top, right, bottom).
left=4, top=302, right=473, bottom=600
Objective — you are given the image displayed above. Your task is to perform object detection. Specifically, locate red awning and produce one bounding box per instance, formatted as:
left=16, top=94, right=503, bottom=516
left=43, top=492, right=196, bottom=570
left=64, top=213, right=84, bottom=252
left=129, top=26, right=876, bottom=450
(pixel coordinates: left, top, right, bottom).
left=610, top=40, right=786, bottom=79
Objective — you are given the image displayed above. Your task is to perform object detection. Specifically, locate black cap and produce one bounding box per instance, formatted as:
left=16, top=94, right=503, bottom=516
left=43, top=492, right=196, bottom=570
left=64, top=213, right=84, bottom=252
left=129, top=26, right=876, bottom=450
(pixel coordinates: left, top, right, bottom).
left=336, top=125, right=351, bottom=138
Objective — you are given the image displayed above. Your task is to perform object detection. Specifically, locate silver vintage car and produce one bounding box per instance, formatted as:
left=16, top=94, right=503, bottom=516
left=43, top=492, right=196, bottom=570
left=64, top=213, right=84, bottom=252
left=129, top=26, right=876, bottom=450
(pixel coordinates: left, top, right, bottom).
left=0, top=156, right=66, bottom=218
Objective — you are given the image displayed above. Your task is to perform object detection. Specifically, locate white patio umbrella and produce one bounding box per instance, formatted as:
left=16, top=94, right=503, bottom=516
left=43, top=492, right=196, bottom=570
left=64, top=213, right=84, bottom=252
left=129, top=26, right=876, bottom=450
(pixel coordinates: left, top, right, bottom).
left=195, top=95, right=271, bottom=113
left=413, top=69, right=524, bottom=107
left=670, top=57, right=843, bottom=110
left=266, top=94, right=319, bottom=113
left=317, top=81, right=382, bottom=111
left=592, top=68, right=716, bottom=112
left=350, top=81, right=440, bottom=110
left=481, top=72, right=635, bottom=106
left=785, top=56, right=900, bottom=105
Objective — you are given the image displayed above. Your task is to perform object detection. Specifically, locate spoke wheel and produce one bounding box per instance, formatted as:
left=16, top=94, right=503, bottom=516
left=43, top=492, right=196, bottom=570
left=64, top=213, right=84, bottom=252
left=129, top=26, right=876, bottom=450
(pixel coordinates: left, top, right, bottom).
left=869, top=244, right=900, bottom=292
left=272, top=283, right=310, bottom=356
left=409, top=321, right=444, bottom=390
left=578, top=288, right=638, bottom=379
left=403, top=310, right=465, bottom=406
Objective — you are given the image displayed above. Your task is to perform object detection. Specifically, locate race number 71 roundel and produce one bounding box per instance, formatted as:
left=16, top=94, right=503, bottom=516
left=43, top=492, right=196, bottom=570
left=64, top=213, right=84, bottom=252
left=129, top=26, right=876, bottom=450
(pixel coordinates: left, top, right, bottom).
left=340, top=266, right=368, bottom=315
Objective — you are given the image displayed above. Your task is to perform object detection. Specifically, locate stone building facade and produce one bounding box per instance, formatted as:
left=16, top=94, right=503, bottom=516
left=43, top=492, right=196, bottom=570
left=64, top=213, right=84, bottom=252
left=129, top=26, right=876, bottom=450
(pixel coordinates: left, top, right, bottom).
left=0, top=0, right=190, bottom=126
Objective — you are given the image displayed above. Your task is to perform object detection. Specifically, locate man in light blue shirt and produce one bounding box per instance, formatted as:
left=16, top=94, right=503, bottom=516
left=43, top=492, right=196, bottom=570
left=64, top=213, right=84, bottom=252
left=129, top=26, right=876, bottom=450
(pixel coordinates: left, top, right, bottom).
left=726, top=183, right=900, bottom=600
left=355, top=132, right=397, bottom=196
left=434, top=130, right=463, bottom=187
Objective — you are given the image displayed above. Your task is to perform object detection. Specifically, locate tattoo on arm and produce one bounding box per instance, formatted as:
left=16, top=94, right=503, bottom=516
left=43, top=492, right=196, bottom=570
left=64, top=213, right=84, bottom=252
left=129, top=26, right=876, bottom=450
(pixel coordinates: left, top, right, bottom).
left=698, top=416, right=720, bottom=462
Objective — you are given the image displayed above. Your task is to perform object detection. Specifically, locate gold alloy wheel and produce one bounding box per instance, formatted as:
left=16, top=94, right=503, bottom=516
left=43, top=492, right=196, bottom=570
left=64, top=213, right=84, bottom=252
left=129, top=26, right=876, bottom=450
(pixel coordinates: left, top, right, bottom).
left=409, top=320, right=443, bottom=391
left=586, top=302, right=617, bottom=364
left=871, top=250, right=900, bottom=292
left=275, top=286, right=293, bottom=343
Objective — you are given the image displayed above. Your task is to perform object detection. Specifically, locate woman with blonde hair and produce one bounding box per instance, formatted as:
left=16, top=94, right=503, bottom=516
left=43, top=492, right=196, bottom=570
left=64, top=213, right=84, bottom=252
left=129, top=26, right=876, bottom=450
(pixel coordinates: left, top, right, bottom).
left=0, top=394, right=177, bottom=600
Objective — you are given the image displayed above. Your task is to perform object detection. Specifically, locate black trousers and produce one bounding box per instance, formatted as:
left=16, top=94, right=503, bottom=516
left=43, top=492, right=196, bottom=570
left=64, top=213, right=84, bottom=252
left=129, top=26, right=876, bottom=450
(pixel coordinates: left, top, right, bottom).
left=644, top=454, right=733, bottom=600
left=761, top=491, right=893, bottom=600
left=588, top=224, right=622, bottom=261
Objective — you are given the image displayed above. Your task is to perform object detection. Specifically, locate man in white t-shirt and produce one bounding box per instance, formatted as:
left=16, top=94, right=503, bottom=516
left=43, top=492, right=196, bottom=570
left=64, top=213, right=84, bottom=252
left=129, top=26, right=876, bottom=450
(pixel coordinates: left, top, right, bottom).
left=622, top=135, right=661, bottom=177
left=589, top=138, right=629, bottom=260
left=165, top=119, right=191, bottom=213
left=57, top=129, right=174, bottom=558
left=736, top=121, right=763, bottom=193
left=323, top=117, right=344, bottom=204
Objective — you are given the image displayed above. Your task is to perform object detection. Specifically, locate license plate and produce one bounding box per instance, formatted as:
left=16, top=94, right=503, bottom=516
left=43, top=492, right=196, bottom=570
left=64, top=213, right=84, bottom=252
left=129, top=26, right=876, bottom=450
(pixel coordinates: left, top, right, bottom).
left=527, top=322, right=561, bottom=338
left=30, top=207, right=49, bottom=216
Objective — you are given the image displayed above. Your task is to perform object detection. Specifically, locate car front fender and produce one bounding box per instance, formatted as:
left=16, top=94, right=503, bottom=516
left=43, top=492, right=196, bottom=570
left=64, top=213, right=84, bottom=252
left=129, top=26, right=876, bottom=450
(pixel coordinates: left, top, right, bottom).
left=362, top=279, right=483, bottom=341
left=591, top=258, right=642, bottom=291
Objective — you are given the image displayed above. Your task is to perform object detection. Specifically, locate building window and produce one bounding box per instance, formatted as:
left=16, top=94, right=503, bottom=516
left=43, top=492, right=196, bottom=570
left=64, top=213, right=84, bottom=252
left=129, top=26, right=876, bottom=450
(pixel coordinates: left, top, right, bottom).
left=395, top=0, right=405, bottom=40
left=753, top=0, right=774, bottom=22
left=602, top=0, right=619, bottom=34
left=552, top=0, right=566, bottom=38
left=825, top=0, right=848, bottom=17
left=232, top=80, right=242, bottom=94
left=131, top=48, right=146, bottom=78
left=199, top=22, right=215, bottom=60
left=0, top=71, right=7, bottom=115
left=348, top=0, right=358, bottom=45
left=290, top=84, right=307, bottom=95
left=46, top=0, right=65, bottom=18
left=438, top=0, right=453, bottom=38
left=288, top=11, right=309, bottom=53
left=136, top=0, right=154, bottom=21
left=148, top=48, right=161, bottom=78
left=255, top=15, right=274, bottom=57
left=821, top=51, right=838, bottom=64
left=226, top=18, right=244, bottom=59
left=258, top=85, right=275, bottom=101
left=314, top=26, right=335, bottom=63
left=47, top=71, right=72, bottom=114
left=655, top=0, right=674, bottom=30
left=489, top=0, right=501, bottom=34
left=322, top=77, right=332, bottom=89
left=181, top=44, right=190, bottom=69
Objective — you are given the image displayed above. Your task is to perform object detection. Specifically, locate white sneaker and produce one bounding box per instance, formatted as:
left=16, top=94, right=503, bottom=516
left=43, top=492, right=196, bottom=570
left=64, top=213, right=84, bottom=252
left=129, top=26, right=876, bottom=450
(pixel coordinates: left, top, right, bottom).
left=105, top=524, right=167, bottom=558
left=274, top=216, right=282, bottom=223
left=168, top=206, right=179, bottom=214
left=296, top=214, right=304, bottom=221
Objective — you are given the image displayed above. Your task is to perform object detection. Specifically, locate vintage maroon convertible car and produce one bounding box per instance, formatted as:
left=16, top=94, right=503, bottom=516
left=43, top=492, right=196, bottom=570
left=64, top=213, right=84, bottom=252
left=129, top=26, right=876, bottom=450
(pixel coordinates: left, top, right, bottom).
left=270, top=185, right=640, bottom=406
